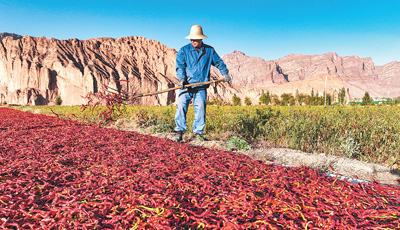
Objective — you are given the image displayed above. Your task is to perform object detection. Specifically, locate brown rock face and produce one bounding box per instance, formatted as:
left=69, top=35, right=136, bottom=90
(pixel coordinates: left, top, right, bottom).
left=215, top=50, right=288, bottom=87
left=375, top=61, right=400, bottom=97
left=0, top=35, right=181, bottom=105
left=221, top=51, right=400, bottom=99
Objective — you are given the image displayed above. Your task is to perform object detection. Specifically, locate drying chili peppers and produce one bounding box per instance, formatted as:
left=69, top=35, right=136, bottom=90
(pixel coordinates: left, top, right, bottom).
left=0, top=107, right=399, bottom=229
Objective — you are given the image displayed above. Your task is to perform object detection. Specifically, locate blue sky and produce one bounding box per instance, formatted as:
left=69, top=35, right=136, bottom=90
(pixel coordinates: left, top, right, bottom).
left=1, top=0, right=399, bottom=65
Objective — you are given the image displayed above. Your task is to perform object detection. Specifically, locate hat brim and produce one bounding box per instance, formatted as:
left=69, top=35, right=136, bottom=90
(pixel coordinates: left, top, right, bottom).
left=185, top=34, right=208, bottom=39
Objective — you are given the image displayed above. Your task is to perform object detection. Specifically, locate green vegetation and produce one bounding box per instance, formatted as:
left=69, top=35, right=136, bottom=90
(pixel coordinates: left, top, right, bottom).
left=338, top=87, right=347, bottom=105
left=226, top=136, right=251, bottom=151
left=207, top=98, right=223, bottom=106
left=55, top=96, right=63, bottom=105
left=232, top=95, right=241, bottom=106
left=361, top=92, right=373, bottom=105
left=256, top=89, right=335, bottom=106
left=244, top=97, right=252, bottom=106
left=259, top=92, right=270, bottom=105
left=9, top=104, right=400, bottom=168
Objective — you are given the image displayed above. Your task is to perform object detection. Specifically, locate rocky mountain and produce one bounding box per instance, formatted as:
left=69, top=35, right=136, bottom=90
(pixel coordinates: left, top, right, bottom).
left=0, top=33, right=23, bottom=41
left=0, top=33, right=398, bottom=106
left=218, top=51, right=400, bottom=99
left=216, top=50, right=289, bottom=87
left=375, top=61, right=400, bottom=87
left=0, top=35, right=237, bottom=105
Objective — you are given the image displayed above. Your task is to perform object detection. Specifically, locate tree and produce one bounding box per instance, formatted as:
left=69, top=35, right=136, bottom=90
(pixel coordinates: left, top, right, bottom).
left=244, top=97, right=252, bottom=106
left=310, top=89, right=315, bottom=105
left=339, top=87, right=346, bottom=105
left=395, top=97, right=400, bottom=104
left=232, top=95, right=241, bottom=106
left=259, top=91, right=270, bottom=105
left=314, top=91, right=326, bottom=105
left=326, top=93, right=332, bottom=105
left=289, top=97, right=296, bottom=106
left=271, top=95, right=280, bottom=106
left=361, top=92, right=373, bottom=105
left=314, top=91, right=320, bottom=105
left=295, top=90, right=301, bottom=105
left=55, top=96, right=63, bottom=105
left=296, top=92, right=307, bottom=106
left=280, top=93, right=294, bottom=106
left=303, top=95, right=311, bottom=106
left=207, top=98, right=223, bottom=106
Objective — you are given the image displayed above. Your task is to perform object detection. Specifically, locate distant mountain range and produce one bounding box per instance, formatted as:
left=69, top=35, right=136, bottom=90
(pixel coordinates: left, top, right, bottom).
left=216, top=50, right=400, bottom=99
left=0, top=33, right=399, bottom=105
left=0, top=32, right=22, bottom=41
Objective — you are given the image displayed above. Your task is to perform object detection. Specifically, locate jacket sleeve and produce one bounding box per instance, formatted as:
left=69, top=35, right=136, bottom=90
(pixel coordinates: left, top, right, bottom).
left=211, top=49, right=229, bottom=75
left=176, top=48, right=187, bottom=81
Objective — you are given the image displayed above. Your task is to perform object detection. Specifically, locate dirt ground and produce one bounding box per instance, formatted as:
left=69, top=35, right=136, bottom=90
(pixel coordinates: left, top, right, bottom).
left=111, top=118, right=400, bottom=186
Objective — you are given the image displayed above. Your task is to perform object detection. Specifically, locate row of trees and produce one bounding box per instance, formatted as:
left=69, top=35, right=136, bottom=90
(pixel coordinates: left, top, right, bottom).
left=358, top=92, right=400, bottom=105
left=228, top=89, right=400, bottom=106
left=231, top=88, right=348, bottom=106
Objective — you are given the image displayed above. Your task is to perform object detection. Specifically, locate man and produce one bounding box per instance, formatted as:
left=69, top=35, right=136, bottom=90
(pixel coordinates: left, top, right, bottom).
left=174, top=25, right=231, bottom=142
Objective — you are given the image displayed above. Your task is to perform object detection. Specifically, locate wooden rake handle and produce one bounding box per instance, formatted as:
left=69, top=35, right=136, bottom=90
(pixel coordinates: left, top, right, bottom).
left=134, top=78, right=225, bottom=98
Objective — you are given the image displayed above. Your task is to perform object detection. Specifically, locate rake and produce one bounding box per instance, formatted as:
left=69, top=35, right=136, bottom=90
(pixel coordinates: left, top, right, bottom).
left=107, top=78, right=225, bottom=100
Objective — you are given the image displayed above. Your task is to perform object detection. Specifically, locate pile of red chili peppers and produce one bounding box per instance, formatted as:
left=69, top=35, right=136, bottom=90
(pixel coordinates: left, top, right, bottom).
left=0, top=107, right=399, bottom=229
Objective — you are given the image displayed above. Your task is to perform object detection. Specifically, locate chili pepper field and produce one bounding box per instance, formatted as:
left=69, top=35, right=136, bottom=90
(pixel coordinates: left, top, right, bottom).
left=0, top=107, right=399, bottom=229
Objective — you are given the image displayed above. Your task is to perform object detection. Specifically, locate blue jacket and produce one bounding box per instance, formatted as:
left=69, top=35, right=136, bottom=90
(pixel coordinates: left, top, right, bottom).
left=176, top=43, right=229, bottom=88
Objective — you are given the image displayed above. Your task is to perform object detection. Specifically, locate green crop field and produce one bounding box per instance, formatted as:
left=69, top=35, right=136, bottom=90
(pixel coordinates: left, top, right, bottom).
left=10, top=104, right=400, bottom=169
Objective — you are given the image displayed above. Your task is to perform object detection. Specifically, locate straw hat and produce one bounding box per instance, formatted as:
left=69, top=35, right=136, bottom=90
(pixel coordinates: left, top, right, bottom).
left=185, top=25, right=208, bottom=39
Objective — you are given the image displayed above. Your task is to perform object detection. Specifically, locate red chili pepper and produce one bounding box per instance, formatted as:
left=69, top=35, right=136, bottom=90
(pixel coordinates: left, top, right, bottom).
left=1, top=107, right=400, bottom=229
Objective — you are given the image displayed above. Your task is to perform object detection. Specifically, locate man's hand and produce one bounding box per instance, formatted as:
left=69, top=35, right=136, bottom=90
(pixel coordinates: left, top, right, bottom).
left=223, top=74, right=232, bottom=83
left=179, top=78, right=188, bottom=89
